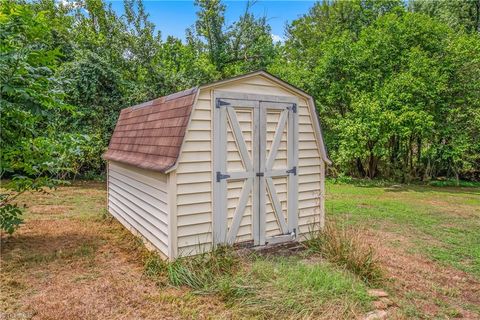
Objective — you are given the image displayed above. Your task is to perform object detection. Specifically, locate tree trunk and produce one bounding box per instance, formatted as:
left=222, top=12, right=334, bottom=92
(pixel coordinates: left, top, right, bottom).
left=356, top=158, right=366, bottom=177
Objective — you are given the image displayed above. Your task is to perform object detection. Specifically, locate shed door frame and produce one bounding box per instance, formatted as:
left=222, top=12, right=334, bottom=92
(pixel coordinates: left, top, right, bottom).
left=213, top=91, right=298, bottom=246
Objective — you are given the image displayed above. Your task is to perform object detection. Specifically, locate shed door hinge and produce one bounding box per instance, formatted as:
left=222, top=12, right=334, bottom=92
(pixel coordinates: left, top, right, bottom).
left=286, top=166, right=297, bottom=175
left=216, top=171, right=230, bottom=182
left=216, top=99, right=230, bottom=108
left=289, top=103, right=297, bottom=113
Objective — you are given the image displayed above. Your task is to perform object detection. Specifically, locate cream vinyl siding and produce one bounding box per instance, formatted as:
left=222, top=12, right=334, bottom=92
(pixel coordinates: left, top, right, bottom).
left=174, top=74, right=325, bottom=256
left=175, top=89, right=214, bottom=256
left=108, top=161, right=170, bottom=257
left=297, top=100, right=324, bottom=237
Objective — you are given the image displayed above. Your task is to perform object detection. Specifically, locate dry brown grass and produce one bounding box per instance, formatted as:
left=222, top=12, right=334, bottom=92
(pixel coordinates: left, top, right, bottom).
left=304, top=221, right=382, bottom=285
left=0, top=182, right=231, bottom=320
left=368, top=229, right=480, bottom=319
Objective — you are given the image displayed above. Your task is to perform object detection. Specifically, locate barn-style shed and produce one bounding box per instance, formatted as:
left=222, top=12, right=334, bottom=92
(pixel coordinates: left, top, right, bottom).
left=103, top=71, right=331, bottom=259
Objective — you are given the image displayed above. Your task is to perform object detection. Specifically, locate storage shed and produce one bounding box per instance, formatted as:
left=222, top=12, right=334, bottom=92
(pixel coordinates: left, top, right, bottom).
left=103, top=71, right=331, bottom=259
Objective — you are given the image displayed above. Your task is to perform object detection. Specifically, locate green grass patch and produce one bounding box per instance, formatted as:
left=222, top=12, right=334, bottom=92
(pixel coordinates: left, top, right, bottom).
left=224, top=256, right=372, bottom=319
left=326, top=181, right=480, bottom=278
left=144, top=247, right=372, bottom=319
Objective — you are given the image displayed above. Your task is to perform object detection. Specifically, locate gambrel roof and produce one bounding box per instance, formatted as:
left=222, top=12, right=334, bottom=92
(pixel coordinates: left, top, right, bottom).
left=103, top=71, right=331, bottom=172
left=103, top=88, right=198, bottom=172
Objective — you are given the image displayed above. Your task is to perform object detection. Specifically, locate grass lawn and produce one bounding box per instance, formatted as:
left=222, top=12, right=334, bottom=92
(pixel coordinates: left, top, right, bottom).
left=1, top=180, right=479, bottom=319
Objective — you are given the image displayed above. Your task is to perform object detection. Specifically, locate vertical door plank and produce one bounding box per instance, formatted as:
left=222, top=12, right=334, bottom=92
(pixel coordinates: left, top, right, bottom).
left=265, top=109, right=288, bottom=170
left=287, top=104, right=299, bottom=234
left=258, top=104, right=266, bottom=245
left=226, top=177, right=253, bottom=244
left=226, top=107, right=253, bottom=172
left=252, top=101, right=260, bottom=245
left=266, top=177, right=288, bottom=234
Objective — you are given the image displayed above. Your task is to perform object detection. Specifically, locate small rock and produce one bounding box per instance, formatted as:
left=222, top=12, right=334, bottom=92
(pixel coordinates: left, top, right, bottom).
left=368, top=289, right=389, bottom=298
left=379, top=297, right=394, bottom=307
left=373, top=301, right=388, bottom=310
left=363, top=310, right=388, bottom=320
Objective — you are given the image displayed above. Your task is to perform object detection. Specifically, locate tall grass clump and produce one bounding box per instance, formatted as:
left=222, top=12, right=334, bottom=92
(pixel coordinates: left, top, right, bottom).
left=305, top=221, right=382, bottom=284
left=166, top=245, right=240, bottom=292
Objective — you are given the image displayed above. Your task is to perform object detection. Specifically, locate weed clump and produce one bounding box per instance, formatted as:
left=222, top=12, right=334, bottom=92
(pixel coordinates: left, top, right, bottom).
left=143, top=245, right=240, bottom=292
left=167, top=245, right=240, bottom=291
left=305, top=221, right=382, bottom=284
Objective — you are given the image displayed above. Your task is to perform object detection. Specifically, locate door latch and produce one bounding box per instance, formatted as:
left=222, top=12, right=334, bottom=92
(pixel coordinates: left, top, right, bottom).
left=216, top=171, right=230, bottom=182
left=256, top=172, right=264, bottom=177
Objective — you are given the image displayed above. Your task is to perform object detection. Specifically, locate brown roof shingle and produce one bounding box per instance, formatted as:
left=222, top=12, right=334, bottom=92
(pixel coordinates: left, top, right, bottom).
left=103, top=87, right=198, bottom=172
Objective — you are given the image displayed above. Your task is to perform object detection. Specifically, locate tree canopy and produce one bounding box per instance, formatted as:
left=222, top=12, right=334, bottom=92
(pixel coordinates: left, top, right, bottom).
left=1, top=0, right=479, bottom=185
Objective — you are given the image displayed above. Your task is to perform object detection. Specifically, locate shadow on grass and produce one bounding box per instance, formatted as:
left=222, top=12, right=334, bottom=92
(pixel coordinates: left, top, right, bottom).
left=1, top=232, right=101, bottom=269
left=328, top=178, right=479, bottom=195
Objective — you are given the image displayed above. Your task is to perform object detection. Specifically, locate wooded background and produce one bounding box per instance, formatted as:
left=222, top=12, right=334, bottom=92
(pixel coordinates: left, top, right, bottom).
left=2, top=0, right=479, bottom=183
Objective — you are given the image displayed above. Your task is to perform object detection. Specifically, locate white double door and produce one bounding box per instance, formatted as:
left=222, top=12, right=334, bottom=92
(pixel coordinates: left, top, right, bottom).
left=213, top=94, right=298, bottom=246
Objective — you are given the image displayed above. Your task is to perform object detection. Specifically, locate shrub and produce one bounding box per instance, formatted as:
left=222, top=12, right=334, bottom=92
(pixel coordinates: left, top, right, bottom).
left=304, top=221, right=382, bottom=284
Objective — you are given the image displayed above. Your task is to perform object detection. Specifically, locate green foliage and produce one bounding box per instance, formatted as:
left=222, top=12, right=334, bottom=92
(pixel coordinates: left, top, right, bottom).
left=0, top=202, right=23, bottom=235
left=277, top=2, right=480, bottom=181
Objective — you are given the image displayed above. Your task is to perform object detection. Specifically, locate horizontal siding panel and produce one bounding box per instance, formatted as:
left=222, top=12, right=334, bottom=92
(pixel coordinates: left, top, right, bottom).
left=184, top=130, right=211, bottom=141
left=177, top=192, right=212, bottom=206
left=178, top=222, right=212, bottom=237
left=197, top=89, right=211, bottom=100
left=190, top=108, right=211, bottom=120
left=109, top=187, right=168, bottom=233
left=109, top=202, right=168, bottom=253
left=299, top=157, right=322, bottom=166
left=299, top=181, right=321, bottom=193
left=182, top=141, right=211, bottom=152
left=176, top=161, right=211, bottom=174
left=178, top=233, right=212, bottom=248
left=177, top=242, right=213, bottom=257
left=177, top=171, right=211, bottom=184
left=177, top=181, right=211, bottom=195
left=299, top=124, right=315, bottom=133
left=109, top=179, right=168, bottom=217
left=108, top=161, right=169, bottom=258
left=110, top=161, right=167, bottom=188
left=109, top=194, right=167, bottom=238
left=298, top=165, right=321, bottom=175
left=188, top=120, right=211, bottom=131
left=299, top=198, right=320, bottom=209
left=109, top=171, right=167, bottom=204
left=299, top=141, right=320, bottom=150
left=178, top=151, right=211, bottom=163
left=299, top=149, right=322, bottom=159
left=177, top=202, right=212, bottom=216
left=177, top=212, right=211, bottom=226
left=216, top=82, right=294, bottom=97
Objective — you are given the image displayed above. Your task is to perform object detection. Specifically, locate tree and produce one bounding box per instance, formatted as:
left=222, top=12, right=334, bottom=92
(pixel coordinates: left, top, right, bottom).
left=279, top=3, right=480, bottom=180
left=410, top=0, right=480, bottom=33
left=0, top=0, right=87, bottom=234
left=192, top=0, right=276, bottom=76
